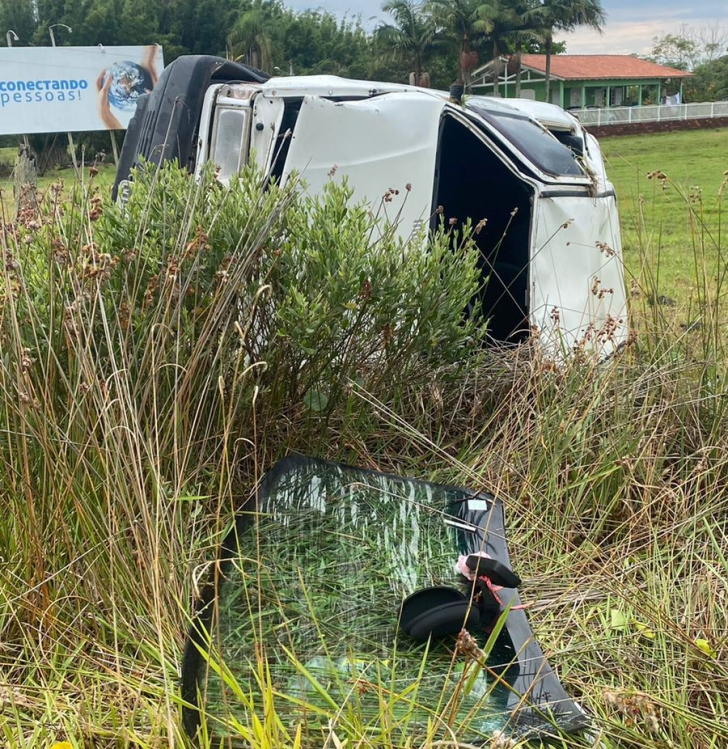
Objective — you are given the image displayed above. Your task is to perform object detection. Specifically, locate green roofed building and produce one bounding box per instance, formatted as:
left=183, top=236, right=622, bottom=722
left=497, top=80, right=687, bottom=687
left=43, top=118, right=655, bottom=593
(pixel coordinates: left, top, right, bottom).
left=471, top=55, right=693, bottom=109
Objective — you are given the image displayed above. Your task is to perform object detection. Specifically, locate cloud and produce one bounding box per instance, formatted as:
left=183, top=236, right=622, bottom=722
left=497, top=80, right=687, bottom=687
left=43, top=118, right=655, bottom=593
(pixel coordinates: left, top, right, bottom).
left=283, top=0, right=728, bottom=56
left=557, top=16, right=728, bottom=56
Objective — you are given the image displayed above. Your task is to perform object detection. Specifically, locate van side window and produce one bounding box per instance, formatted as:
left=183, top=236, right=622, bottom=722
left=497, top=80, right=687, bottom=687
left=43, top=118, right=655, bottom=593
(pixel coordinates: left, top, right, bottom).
left=211, top=107, right=249, bottom=183
left=468, top=105, right=583, bottom=177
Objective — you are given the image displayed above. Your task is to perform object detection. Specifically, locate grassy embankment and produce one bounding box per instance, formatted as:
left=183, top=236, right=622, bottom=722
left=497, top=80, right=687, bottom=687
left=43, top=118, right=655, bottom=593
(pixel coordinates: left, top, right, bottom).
left=0, top=147, right=115, bottom=218
left=603, top=128, right=728, bottom=328
left=0, top=129, right=727, bottom=749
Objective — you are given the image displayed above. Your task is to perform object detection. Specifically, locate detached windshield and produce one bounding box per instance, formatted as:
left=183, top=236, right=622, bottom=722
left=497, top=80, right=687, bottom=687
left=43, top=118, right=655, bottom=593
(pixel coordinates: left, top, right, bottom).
left=468, top=103, right=584, bottom=177
left=197, top=461, right=518, bottom=744
left=185, top=458, right=587, bottom=745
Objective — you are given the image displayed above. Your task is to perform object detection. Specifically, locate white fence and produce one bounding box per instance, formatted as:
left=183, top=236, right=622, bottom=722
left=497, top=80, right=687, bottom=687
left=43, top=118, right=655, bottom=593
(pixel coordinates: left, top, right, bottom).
left=575, top=101, right=728, bottom=127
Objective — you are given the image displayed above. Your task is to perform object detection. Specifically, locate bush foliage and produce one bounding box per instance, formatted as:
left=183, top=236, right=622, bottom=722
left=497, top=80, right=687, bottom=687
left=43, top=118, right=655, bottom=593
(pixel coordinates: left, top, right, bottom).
left=4, top=164, right=485, bottom=476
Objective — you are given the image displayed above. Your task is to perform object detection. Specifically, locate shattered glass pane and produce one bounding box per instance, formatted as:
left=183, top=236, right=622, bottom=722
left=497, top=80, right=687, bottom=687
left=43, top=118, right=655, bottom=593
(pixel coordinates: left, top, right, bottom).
left=185, top=458, right=588, bottom=745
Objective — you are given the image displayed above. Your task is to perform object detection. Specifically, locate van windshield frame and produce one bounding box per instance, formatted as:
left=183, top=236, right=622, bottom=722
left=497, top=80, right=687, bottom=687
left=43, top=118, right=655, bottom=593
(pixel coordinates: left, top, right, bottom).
left=181, top=456, right=590, bottom=743
left=466, top=102, right=588, bottom=182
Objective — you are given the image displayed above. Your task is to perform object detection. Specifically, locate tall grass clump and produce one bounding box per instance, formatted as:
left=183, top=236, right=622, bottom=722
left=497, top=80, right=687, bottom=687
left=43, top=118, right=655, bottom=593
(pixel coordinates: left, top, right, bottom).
left=0, top=164, right=485, bottom=746
left=349, top=161, right=728, bottom=749
left=349, top=344, right=728, bottom=747
left=0, top=152, right=727, bottom=749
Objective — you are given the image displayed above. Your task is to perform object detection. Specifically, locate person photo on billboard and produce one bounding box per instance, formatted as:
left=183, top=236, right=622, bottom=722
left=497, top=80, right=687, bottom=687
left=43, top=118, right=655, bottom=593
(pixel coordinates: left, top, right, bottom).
left=96, top=44, right=160, bottom=129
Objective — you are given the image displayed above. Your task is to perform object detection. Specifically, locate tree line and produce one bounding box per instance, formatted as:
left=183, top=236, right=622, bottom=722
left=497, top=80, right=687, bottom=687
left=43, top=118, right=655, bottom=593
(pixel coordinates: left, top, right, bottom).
left=375, top=0, right=604, bottom=100
left=649, top=25, right=728, bottom=101
left=3, top=1, right=727, bottom=100
left=2, top=0, right=726, bottom=167
left=1, top=0, right=604, bottom=93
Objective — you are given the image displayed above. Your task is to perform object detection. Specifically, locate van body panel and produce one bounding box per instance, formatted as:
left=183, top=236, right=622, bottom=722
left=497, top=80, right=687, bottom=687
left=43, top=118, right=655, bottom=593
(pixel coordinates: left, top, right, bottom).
left=251, top=95, right=286, bottom=173
left=113, top=55, right=269, bottom=199
left=281, top=94, right=446, bottom=238
left=115, top=55, right=629, bottom=354
left=531, top=192, right=627, bottom=353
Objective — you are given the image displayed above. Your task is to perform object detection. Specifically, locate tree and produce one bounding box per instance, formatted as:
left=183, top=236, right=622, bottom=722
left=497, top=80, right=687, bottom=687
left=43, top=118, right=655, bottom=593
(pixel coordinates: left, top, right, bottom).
left=375, top=0, right=436, bottom=85
left=650, top=24, right=728, bottom=71
left=699, top=23, right=728, bottom=64
left=227, top=1, right=279, bottom=71
left=511, top=24, right=546, bottom=96
left=498, top=0, right=546, bottom=96
left=479, top=0, right=539, bottom=93
left=650, top=30, right=699, bottom=71
left=528, top=0, right=606, bottom=101
left=687, top=55, right=728, bottom=101
left=0, top=0, right=37, bottom=45
left=428, top=0, right=493, bottom=86
left=279, top=9, right=373, bottom=79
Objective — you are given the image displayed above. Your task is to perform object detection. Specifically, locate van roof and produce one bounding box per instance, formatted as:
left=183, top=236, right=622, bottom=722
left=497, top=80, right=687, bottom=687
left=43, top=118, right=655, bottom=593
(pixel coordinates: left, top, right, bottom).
left=260, top=75, right=572, bottom=130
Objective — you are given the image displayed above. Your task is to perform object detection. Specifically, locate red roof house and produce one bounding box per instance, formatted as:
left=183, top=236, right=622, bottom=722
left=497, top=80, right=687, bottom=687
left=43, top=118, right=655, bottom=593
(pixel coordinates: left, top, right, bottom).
left=472, top=55, right=692, bottom=108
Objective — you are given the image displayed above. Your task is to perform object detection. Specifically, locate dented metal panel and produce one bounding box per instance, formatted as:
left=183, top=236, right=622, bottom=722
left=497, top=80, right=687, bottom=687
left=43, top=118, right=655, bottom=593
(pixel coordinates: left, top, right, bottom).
left=503, top=98, right=579, bottom=131
left=116, top=53, right=631, bottom=355
left=530, top=193, right=628, bottom=355
left=281, top=94, right=446, bottom=238
left=260, top=74, right=420, bottom=99
left=583, top=131, right=613, bottom=194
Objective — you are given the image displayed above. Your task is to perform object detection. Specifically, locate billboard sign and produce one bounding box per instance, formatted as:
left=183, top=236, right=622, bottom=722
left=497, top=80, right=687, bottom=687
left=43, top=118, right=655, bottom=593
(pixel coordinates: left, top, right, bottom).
left=0, top=45, right=164, bottom=135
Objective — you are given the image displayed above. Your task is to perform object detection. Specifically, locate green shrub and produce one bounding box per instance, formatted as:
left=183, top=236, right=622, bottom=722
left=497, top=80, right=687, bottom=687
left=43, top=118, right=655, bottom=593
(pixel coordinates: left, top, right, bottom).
left=4, top=163, right=486, bottom=475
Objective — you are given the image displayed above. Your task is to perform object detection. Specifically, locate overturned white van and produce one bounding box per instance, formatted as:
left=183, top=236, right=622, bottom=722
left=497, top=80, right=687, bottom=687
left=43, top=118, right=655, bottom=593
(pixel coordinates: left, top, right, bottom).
left=115, top=56, right=628, bottom=354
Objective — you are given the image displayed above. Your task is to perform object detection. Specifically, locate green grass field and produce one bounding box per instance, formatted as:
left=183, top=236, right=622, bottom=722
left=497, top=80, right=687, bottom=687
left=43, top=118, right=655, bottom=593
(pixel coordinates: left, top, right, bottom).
left=0, top=146, right=16, bottom=164
left=601, top=129, right=728, bottom=328
left=0, top=147, right=115, bottom=219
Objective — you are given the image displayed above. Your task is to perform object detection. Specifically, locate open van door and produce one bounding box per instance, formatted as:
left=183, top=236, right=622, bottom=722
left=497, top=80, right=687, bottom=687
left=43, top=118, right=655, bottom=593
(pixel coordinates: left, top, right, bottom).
left=281, top=93, right=446, bottom=239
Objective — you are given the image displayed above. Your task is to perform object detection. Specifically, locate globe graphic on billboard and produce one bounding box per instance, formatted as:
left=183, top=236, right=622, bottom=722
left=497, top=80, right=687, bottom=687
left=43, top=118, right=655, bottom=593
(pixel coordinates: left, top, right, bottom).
left=104, top=61, right=153, bottom=111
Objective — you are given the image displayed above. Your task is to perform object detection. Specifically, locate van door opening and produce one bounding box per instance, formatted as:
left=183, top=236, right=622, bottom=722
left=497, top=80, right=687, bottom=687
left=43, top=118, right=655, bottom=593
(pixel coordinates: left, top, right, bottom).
left=434, top=116, right=533, bottom=343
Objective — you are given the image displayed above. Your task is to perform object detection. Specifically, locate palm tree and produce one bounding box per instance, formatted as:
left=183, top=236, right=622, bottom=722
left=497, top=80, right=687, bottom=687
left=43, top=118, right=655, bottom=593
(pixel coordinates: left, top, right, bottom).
left=502, top=0, right=544, bottom=97
left=227, top=3, right=276, bottom=71
left=375, top=0, right=436, bottom=85
left=478, top=0, right=531, bottom=92
left=428, top=0, right=494, bottom=87
left=529, top=0, right=606, bottom=102
left=511, top=26, right=541, bottom=96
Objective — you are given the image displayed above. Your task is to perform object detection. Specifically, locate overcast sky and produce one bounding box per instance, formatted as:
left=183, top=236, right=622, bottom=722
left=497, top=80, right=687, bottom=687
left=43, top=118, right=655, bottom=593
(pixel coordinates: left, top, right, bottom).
left=284, top=0, right=728, bottom=56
